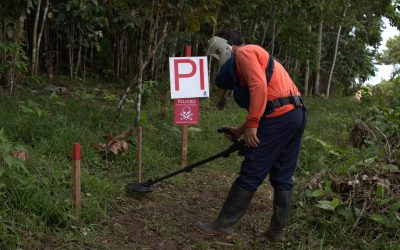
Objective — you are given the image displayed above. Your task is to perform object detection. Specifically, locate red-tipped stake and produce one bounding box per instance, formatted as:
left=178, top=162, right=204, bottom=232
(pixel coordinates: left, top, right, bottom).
left=72, top=143, right=81, bottom=217
left=137, top=127, right=142, bottom=183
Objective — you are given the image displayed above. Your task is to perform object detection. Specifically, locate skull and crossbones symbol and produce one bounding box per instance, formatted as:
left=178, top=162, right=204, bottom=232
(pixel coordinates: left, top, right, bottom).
left=180, top=106, right=193, bottom=120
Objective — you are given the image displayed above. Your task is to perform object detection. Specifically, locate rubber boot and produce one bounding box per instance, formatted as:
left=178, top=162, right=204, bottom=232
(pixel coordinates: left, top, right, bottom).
left=198, top=181, right=254, bottom=235
left=265, top=190, right=292, bottom=242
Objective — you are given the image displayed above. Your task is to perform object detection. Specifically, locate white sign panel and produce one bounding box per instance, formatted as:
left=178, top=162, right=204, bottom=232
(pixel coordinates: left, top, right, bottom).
left=169, top=56, right=209, bottom=99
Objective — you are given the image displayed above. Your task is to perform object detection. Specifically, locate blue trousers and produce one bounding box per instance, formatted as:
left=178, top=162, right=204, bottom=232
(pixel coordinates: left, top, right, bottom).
left=236, top=107, right=307, bottom=192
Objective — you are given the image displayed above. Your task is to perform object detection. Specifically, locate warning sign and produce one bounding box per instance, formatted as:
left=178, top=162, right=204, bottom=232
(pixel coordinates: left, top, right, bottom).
left=174, top=98, right=199, bottom=125
left=169, top=57, right=209, bottom=99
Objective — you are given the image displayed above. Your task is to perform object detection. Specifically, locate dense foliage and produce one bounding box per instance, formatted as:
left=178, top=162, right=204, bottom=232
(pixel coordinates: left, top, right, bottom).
left=294, top=79, right=400, bottom=249
left=0, top=0, right=400, bottom=97
left=378, top=34, right=400, bottom=77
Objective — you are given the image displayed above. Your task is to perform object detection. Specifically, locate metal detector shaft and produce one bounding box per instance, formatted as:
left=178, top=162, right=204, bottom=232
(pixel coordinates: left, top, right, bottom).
left=143, top=140, right=245, bottom=187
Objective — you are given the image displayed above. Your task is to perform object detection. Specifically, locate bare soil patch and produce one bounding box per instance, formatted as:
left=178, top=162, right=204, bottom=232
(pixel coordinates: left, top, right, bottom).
left=45, top=168, right=280, bottom=249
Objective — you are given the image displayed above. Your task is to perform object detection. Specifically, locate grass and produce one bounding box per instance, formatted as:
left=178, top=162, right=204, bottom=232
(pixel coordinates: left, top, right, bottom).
left=0, top=80, right=398, bottom=249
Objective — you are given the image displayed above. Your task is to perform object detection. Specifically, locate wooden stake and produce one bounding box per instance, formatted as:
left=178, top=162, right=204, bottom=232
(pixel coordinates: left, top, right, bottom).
left=181, top=125, right=188, bottom=167
left=181, top=45, right=191, bottom=168
left=185, top=45, right=192, bottom=57
left=72, top=143, right=81, bottom=217
left=137, top=127, right=142, bottom=183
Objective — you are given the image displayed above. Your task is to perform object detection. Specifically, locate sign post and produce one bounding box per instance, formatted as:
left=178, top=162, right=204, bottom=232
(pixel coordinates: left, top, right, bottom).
left=169, top=46, right=209, bottom=168
left=182, top=46, right=191, bottom=167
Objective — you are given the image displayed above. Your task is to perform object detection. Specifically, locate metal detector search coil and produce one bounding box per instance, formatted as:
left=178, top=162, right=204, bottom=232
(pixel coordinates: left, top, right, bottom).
left=126, top=128, right=245, bottom=194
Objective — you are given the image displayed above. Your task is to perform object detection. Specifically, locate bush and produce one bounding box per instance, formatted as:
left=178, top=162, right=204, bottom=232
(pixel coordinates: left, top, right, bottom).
left=0, top=41, right=29, bottom=91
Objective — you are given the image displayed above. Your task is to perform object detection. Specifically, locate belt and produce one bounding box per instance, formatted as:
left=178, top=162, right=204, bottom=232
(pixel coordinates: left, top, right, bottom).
left=266, top=96, right=304, bottom=112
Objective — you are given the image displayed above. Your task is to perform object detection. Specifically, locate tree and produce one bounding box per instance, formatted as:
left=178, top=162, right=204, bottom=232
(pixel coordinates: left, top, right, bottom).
left=1, top=0, right=399, bottom=98
left=0, top=0, right=28, bottom=91
left=326, top=5, right=347, bottom=98
left=377, top=35, right=400, bottom=77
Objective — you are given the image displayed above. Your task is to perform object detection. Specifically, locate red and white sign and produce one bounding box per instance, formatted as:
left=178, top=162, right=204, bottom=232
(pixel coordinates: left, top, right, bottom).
left=169, top=57, right=209, bottom=99
left=174, top=98, right=199, bottom=125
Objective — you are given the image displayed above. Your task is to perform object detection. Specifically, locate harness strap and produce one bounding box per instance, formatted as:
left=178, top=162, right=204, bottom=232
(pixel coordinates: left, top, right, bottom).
left=266, top=96, right=304, bottom=113
left=264, top=55, right=304, bottom=114
left=266, top=55, right=274, bottom=85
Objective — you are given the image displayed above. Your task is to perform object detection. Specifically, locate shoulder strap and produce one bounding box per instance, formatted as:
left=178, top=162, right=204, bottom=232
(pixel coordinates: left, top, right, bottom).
left=266, top=55, right=274, bottom=85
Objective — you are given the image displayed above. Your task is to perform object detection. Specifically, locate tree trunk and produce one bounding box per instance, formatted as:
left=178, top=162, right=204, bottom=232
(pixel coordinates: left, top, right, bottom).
left=135, top=50, right=144, bottom=127
left=34, top=0, right=49, bottom=74
left=74, top=31, right=83, bottom=81
left=83, top=39, right=87, bottom=83
left=194, top=37, right=199, bottom=56
left=304, top=59, right=310, bottom=96
left=150, top=21, right=160, bottom=78
left=123, top=33, right=128, bottom=75
left=31, top=0, right=42, bottom=75
left=271, top=21, right=276, bottom=56
left=114, top=38, right=119, bottom=77
left=115, top=23, right=169, bottom=122
left=251, top=22, right=258, bottom=40
left=260, top=21, right=269, bottom=47
left=69, top=26, right=74, bottom=81
left=155, top=39, right=166, bottom=79
left=314, top=18, right=323, bottom=96
left=0, top=22, right=3, bottom=64
left=90, top=44, right=93, bottom=74
left=304, top=24, right=311, bottom=96
left=8, top=53, right=16, bottom=93
left=326, top=8, right=346, bottom=98
left=47, top=50, right=55, bottom=80
left=208, top=6, right=219, bottom=77
left=293, top=59, right=299, bottom=83
left=169, top=19, right=181, bottom=57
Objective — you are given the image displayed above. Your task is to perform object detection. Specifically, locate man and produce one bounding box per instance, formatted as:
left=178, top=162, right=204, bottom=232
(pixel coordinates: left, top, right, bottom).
left=198, top=28, right=307, bottom=242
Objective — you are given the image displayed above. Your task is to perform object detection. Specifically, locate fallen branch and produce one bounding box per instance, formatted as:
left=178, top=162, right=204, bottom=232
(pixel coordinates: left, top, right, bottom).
left=215, top=242, right=235, bottom=247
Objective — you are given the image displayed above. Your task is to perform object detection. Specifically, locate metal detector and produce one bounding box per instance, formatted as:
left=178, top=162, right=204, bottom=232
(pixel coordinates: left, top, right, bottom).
left=126, top=128, right=245, bottom=193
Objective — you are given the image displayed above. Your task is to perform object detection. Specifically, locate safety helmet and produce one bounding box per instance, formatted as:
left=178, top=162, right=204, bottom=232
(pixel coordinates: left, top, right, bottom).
left=206, top=36, right=232, bottom=66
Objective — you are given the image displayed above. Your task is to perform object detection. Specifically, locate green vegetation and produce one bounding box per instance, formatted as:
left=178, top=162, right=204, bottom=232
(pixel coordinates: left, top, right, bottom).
left=0, top=78, right=399, bottom=248
left=1, top=0, right=400, bottom=249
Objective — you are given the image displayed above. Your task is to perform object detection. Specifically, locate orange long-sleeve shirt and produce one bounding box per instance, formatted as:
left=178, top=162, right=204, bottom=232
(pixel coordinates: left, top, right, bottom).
left=233, top=45, right=301, bottom=128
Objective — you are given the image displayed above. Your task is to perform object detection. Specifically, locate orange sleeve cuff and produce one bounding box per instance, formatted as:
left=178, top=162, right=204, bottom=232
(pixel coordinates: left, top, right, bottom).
left=245, top=119, right=259, bottom=128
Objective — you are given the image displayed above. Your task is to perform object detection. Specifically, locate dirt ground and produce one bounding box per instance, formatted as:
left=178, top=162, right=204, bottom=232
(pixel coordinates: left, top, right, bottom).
left=42, top=168, right=291, bottom=250
left=102, top=170, right=278, bottom=249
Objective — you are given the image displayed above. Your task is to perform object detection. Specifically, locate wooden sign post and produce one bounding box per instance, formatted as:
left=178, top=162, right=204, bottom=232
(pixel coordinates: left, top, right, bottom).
left=137, top=127, right=142, bottom=183
left=181, top=46, right=191, bottom=167
left=169, top=45, right=209, bottom=168
left=72, top=143, right=81, bottom=217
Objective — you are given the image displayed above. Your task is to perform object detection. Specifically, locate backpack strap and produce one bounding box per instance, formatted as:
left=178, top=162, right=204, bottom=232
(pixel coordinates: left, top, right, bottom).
left=266, top=55, right=274, bottom=85
left=263, top=55, right=305, bottom=115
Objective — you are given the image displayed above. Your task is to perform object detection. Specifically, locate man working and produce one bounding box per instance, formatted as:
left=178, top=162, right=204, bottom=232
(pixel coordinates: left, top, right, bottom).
left=198, top=27, right=307, bottom=242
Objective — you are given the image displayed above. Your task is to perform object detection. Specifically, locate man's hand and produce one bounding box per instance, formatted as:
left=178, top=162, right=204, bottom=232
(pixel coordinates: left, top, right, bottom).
left=243, top=126, right=259, bottom=147
left=222, top=125, right=244, bottom=141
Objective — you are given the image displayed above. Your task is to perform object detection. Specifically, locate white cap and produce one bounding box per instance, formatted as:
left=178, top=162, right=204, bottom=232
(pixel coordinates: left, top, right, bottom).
left=206, top=36, right=232, bottom=66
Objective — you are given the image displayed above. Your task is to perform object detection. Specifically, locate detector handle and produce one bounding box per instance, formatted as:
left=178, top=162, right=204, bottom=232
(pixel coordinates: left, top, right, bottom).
left=217, top=127, right=238, bottom=142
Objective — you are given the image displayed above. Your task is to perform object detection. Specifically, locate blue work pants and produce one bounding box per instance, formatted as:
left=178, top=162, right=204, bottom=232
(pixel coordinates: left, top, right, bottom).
left=236, top=107, right=307, bottom=192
